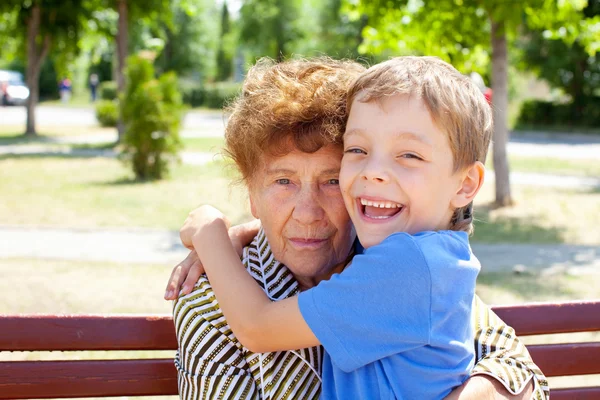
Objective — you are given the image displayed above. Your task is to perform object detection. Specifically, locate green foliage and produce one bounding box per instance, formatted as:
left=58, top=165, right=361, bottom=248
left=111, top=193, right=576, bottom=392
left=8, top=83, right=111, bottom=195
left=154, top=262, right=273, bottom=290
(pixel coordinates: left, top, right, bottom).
left=239, top=0, right=303, bottom=60
left=99, top=80, right=118, bottom=100
left=153, top=0, right=219, bottom=80
left=518, top=0, right=600, bottom=112
left=95, top=100, right=118, bottom=127
left=350, top=0, right=591, bottom=75
left=120, top=55, right=183, bottom=180
left=203, top=81, right=241, bottom=109
left=517, top=98, right=600, bottom=128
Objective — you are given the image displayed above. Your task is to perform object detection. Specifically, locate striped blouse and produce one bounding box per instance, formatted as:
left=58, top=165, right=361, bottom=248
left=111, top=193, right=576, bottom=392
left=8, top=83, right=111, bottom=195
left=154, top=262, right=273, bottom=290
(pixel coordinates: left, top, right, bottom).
left=173, top=229, right=549, bottom=399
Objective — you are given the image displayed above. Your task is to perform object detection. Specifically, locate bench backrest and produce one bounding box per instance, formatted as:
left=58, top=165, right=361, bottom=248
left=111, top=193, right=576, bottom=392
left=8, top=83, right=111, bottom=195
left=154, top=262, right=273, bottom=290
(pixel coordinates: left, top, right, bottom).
left=1, top=300, right=599, bottom=399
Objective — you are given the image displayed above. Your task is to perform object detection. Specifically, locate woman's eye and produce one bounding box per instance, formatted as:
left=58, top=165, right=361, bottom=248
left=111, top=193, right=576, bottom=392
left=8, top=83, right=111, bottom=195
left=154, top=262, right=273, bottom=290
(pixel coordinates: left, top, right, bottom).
left=276, top=178, right=291, bottom=185
left=327, top=179, right=340, bottom=185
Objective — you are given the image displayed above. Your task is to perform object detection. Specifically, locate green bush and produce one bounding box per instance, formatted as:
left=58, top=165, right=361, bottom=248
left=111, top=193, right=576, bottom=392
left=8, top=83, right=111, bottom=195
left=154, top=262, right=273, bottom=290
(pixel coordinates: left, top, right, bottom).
left=120, top=55, right=183, bottom=181
left=203, top=82, right=241, bottom=109
left=99, top=81, right=118, bottom=100
left=178, top=80, right=205, bottom=107
left=95, top=100, right=118, bottom=127
left=517, top=98, right=600, bottom=128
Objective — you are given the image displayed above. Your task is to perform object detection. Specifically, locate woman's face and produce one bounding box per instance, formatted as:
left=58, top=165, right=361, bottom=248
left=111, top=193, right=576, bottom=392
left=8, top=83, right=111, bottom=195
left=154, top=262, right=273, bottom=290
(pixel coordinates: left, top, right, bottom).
left=249, top=144, right=355, bottom=287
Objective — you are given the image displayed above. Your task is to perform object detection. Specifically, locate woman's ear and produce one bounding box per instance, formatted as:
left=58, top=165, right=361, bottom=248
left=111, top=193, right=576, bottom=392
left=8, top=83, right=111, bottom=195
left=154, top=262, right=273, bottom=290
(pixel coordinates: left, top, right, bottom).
left=451, top=161, right=485, bottom=209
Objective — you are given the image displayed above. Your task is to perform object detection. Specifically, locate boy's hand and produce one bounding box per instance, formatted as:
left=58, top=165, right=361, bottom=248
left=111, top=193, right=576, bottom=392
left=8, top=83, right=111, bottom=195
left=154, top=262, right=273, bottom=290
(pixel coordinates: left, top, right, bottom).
left=166, top=208, right=262, bottom=301
left=179, top=205, right=230, bottom=250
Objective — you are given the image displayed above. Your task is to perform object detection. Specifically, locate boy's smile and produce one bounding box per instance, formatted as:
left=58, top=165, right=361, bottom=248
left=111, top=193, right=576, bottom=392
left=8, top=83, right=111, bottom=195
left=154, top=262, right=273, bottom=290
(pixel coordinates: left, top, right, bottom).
left=340, top=93, right=472, bottom=249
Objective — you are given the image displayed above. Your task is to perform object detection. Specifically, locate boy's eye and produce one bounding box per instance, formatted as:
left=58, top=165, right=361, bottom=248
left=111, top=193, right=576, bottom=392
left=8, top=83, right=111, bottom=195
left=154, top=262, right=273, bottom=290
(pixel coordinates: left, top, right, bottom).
left=400, top=153, right=423, bottom=160
left=276, top=178, right=291, bottom=185
left=344, top=148, right=365, bottom=154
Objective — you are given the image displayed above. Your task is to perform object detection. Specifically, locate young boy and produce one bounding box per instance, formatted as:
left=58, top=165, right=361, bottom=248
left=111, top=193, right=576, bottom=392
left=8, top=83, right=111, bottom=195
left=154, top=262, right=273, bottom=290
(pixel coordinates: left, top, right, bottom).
left=183, top=56, right=492, bottom=399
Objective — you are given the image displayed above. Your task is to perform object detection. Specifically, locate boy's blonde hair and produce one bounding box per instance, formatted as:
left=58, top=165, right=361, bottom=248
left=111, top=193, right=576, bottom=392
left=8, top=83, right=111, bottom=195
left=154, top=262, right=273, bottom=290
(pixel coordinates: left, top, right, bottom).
left=347, top=56, right=493, bottom=234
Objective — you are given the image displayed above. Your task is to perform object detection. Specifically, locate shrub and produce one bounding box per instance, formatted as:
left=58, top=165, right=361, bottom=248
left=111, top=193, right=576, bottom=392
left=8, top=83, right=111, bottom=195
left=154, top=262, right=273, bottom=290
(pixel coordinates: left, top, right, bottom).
left=203, top=81, right=241, bottom=109
left=179, top=80, right=205, bottom=107
left=95, top=100, right=118, bottom=127
left=99, top=81, right=118, bottom=100
left=516, top=98, right=600, bottom=129
left=120, top=55, right=183, bottom=181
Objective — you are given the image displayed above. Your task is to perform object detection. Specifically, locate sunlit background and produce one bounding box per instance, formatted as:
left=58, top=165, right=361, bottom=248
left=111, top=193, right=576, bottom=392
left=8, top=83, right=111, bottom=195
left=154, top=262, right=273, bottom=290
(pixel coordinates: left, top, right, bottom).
left=1, top=0, right=599, bottom=396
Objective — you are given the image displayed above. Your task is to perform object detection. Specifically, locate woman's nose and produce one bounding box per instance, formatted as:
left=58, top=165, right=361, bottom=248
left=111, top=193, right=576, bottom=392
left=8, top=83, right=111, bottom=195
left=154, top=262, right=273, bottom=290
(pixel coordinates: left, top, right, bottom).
left=292, top=185, right=325, bottom=225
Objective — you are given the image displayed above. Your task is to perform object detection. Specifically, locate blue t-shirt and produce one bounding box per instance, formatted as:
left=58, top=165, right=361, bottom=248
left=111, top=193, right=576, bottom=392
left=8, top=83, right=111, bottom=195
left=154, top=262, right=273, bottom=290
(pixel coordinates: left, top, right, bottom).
left=297, top=231, right=480, bottom=400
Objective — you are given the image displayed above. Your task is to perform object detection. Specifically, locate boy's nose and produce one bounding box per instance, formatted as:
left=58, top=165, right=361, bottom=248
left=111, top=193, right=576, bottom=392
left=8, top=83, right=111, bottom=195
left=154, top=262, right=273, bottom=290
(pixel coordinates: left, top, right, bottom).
left=361, top=160, right=390, bottom=183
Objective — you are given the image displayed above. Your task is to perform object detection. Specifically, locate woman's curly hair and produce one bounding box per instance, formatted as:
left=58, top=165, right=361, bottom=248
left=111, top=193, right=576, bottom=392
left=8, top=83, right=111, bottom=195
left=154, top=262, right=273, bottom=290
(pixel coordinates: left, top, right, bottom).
left=224, top=57, right=366, bottom=185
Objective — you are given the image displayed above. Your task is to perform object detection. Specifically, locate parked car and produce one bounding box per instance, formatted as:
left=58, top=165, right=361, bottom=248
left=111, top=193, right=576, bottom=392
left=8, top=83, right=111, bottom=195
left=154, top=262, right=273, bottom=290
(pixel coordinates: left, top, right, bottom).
left=0, top=70, right=30, bottom=106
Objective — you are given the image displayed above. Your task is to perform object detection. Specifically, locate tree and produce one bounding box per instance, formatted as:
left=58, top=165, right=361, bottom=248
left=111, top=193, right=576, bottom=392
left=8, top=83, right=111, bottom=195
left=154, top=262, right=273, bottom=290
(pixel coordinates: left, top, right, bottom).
left=239, top=0, right=302, bottom=61
left=155, top=0, right=219, bottom=79
left=0, top=0, right=89, bottom=136
left=519, top=0, right=600, bottom=117
left=101, top=0, right=171, bottom=139
left=216, top=2, right=233, bottom=81
left=350, top=0, right=590, bottom=207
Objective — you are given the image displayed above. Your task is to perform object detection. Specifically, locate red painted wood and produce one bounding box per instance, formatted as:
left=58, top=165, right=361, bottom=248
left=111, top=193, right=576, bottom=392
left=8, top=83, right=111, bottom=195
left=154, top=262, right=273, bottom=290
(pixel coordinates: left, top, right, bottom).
left=551, top=387, right=600, bottom=400
left=0, top=359, right=177, bottom=399
left=0, top=314, right=177, bottom=351
left=491, top=300, right=600, bottom=336
left=528, top=342, right=600, bottom=377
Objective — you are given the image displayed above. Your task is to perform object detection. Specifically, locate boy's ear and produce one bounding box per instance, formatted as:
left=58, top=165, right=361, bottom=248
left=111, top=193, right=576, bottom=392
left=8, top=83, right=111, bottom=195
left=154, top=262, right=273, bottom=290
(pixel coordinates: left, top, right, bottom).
left=451, top=161, right=485, bottom=209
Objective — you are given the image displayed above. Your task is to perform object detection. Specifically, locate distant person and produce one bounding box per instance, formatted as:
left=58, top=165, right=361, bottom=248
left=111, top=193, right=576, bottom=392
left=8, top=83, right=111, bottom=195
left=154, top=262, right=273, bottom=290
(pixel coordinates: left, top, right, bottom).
left=89, top=73, right=99, bottom=102
left=1, top=81, right=7, bottom=106
left=59, top=78, right=72, bottom=103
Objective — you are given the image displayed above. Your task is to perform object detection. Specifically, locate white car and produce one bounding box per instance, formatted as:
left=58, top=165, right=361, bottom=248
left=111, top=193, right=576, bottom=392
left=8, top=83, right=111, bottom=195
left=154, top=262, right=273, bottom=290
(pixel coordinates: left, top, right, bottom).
left=0, top=70, right=30, bottom=106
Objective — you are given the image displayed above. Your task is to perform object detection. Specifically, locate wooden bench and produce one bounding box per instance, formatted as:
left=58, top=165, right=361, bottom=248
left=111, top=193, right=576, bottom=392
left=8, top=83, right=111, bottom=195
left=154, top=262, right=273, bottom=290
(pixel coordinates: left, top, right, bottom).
left=1, top=300, right=599, bottom=399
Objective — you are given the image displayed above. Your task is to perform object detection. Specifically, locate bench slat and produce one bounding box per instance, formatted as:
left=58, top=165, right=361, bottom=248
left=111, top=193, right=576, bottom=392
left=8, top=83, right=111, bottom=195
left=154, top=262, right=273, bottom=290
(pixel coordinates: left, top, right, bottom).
left=492, top=300, right=600, bottom=336
left=0, top=315, right=177, bottom=351
left=0, top=359, right=177, bottom=399
left=551, top=387, right=600, bottom=400
left=529, top=342, right=600, bottom=377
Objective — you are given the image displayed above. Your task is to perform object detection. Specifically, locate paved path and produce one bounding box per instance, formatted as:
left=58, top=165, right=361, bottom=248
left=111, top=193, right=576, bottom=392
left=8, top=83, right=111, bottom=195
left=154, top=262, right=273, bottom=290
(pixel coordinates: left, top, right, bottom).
left=1, top=226, right=598, bottom=275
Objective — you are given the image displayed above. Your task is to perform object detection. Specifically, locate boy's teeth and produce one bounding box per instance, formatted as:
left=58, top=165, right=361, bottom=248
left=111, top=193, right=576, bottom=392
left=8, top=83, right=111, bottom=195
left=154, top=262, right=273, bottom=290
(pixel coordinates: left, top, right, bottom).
left=360, top=198, right=400, bottom=208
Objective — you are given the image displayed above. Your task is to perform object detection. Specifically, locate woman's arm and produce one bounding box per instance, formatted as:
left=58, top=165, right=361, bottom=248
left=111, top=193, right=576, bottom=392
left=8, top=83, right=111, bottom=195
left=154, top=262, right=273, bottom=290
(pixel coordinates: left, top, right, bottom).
left=184, top=206, right=320, bottom=353
left=469, top=295, right=549, bottom=400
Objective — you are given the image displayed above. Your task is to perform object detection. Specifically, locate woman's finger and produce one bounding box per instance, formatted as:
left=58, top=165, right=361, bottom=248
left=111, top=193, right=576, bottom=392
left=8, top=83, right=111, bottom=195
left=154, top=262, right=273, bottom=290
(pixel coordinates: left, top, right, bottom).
left=180, top=259, right=205, bottom=296
left=164, top=251, right=198, bottom=300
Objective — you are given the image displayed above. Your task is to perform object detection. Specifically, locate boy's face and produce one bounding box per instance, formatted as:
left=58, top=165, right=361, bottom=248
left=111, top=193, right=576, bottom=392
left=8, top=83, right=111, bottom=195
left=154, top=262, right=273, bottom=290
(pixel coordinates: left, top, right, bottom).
left=340, top=94, right=469, bottom=248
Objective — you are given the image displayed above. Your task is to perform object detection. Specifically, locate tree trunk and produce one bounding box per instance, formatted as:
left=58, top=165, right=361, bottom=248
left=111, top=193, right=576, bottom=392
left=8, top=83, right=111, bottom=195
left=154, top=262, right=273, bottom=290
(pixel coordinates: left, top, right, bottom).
left=24, top=3, right=51, bottom=137
left=490, top=18, right=513, bottom=207
left=116, top=0, right=129, bottom=141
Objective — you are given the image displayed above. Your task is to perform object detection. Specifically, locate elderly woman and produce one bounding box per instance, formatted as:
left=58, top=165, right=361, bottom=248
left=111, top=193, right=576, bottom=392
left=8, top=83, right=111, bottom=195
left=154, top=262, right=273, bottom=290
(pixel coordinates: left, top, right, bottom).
left=166, top=58, right=548, bottom=400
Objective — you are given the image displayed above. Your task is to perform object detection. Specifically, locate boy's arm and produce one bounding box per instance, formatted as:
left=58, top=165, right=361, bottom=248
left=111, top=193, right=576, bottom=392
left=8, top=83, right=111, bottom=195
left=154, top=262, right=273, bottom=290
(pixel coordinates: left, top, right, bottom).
left=164, top=219, right=261, bottom=300
left=188, top=207, right=320, bottom=353
left=468, top=295, right=549, bottom=400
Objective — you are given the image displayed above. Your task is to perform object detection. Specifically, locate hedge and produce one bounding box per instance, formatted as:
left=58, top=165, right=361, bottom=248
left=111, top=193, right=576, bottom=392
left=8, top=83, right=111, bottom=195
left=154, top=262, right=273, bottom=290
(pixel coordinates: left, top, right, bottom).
left=100, top=79, right=240, bottom=109
left=517, top=98, right=600, bottom=129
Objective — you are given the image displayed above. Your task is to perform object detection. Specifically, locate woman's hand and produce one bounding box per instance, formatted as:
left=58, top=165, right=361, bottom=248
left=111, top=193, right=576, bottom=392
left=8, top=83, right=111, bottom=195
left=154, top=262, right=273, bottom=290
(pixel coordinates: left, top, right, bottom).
left=164, top=209, right=261, bottom=300
left=164, top=250, right=203, bottom=300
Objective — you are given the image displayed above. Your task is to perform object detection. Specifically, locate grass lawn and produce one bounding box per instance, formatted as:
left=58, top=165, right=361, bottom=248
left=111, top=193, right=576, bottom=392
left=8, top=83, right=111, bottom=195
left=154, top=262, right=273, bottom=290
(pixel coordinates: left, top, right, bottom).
left=1, top=257, right=598, bottom=392
left=1, top=153, right=598, bottom=245
left=486, top=155, right=600, bottom=178
left=0, top=156, right=252, bottom=230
